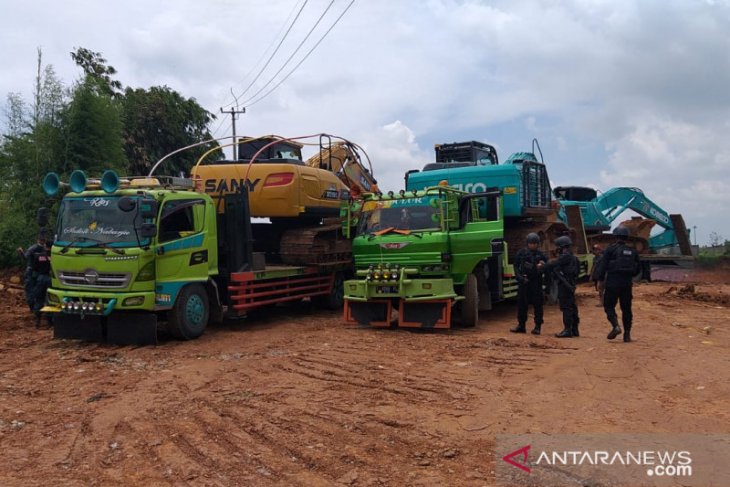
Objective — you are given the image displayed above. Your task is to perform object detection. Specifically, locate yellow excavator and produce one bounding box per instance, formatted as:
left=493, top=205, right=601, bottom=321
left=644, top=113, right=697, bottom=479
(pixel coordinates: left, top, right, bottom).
left=190, top=135, right=378, bottom=265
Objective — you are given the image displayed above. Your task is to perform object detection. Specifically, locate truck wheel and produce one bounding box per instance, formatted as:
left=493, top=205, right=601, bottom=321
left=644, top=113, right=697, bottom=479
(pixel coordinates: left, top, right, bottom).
left=460, top=274, right=479, bottom=327
left=313, top=272, right=344, bottom=310
left=167, top=284, right=209, bottom=340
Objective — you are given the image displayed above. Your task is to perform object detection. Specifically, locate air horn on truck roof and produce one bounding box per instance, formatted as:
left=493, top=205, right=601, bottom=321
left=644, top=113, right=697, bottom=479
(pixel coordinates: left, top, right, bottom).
left=43, top=169, right=122, bottom=196
left=42, top=170, right=179, bottom=196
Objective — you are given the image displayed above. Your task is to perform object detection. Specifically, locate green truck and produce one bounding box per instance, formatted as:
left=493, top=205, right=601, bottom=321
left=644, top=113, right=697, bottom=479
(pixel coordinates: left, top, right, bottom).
left=41, top=169, right=345, bottom=345
left=343, top=184, right=518, bottom=328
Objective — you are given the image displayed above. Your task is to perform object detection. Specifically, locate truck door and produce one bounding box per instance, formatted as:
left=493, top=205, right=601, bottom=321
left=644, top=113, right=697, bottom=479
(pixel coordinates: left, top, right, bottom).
left=155, top=198, right=209, bottom=309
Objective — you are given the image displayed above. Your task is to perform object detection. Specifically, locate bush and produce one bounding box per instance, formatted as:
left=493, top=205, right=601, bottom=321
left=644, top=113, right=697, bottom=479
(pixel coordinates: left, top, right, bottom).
left=0, top=210, right=41, bottom=268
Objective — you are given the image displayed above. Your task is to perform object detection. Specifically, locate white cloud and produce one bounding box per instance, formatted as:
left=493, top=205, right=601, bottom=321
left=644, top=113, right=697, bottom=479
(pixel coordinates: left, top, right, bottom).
left=2, top=0, right=730, bottom=243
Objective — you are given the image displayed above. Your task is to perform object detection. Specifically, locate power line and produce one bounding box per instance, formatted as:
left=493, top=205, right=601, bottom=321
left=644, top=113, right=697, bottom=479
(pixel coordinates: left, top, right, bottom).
left=245, top=0, right=356, bottom=108
left=240, top=0, right=337, bottom=106
left=209, top=112, right=229, bottom=138
left=221, top=0, right=309, bottom=109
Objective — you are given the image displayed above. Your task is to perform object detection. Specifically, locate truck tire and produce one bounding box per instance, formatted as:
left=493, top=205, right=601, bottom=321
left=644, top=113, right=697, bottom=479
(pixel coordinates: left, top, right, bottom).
left=312, top=272, right=345, bottom=310
left=167, top=284, right=209, bottom=340
left=460, top=274, right=479, bottom=327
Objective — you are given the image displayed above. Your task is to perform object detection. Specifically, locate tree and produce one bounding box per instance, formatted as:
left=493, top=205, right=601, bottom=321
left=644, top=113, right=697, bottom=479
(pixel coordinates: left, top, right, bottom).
left=70, top=47, right=122, bottom=98
left=121, top=86, right=220, bottom=176
left=709, top=232, right=723, bottom=247
left=61, top=78, right=126, bottom=175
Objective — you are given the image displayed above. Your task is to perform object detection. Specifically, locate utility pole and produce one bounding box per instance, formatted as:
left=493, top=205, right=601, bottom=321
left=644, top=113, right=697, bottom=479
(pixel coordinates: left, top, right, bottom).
left=220, top=107, right=246, bottom=160
left=692, top=225, right=697, bottom=246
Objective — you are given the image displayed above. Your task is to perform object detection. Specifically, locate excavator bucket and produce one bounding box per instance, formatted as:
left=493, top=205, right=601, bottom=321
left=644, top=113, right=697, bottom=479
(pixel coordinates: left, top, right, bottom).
left=671, top=214, right=693, bottom=256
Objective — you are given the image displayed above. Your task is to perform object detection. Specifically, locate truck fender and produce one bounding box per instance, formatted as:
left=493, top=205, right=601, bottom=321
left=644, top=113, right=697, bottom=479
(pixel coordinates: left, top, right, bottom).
left=475, top=262, right=492, bottom=311
left=205, top=279, right=225, bottom=324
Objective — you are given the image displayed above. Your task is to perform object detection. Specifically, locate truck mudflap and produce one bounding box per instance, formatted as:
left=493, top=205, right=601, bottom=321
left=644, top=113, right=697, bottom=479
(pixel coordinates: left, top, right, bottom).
left=398, top=299, right=452, bottom=329
left=52, top=312, right=158, bottom=345
left=344, top=300, right=392, bottom=327
left=344, top=299, right=454, bottom=328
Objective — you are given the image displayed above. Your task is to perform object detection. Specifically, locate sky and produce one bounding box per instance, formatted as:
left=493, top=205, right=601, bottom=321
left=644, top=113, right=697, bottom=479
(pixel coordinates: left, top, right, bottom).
left=1, top=0, right=729, bottom=245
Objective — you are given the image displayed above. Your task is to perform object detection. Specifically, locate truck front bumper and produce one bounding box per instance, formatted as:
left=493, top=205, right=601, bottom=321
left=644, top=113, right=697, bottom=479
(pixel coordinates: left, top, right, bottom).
left=344, top=277, right=458, bottom=329
left=42, top=289, right=155, bottom=316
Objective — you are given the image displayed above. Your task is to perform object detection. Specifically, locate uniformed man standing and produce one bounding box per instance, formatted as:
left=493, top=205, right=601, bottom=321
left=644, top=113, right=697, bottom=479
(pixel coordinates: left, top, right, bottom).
left=17, top=229, right=52, bottom=327
left=594, top=226, right=640, bottom=342
left=540, top=235, right=580, bottom=338
left=510, top=233, right=548, bottom=335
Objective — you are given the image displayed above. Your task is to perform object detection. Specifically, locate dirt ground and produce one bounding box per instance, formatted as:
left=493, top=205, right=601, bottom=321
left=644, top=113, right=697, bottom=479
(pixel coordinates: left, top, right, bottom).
left=0, top=266, right=729, bottom=486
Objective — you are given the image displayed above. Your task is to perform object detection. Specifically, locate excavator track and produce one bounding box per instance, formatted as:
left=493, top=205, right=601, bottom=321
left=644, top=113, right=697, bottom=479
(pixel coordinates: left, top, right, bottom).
left=279, top=222, right=352, bottom=267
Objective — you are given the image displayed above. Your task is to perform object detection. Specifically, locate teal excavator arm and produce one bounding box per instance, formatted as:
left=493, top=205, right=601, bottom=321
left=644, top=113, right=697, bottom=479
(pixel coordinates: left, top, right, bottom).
left=592, top=187, right=683, bottom=250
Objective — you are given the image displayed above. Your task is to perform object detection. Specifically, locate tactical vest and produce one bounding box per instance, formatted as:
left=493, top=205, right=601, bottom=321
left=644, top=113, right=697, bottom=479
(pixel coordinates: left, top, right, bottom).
left=609, top=244, right=637, bottom=275
left=32, top=249, right=51, bottom=274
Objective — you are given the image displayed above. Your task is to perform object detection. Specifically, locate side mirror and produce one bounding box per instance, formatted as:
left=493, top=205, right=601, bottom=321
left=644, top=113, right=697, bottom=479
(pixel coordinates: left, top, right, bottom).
left=118, top=196, right=136, bottom=212
left=140, top=223, right=157, bottom=238
left=140, top=199, right=159, bottom=219
left=37, top=207, right=49, bottom=227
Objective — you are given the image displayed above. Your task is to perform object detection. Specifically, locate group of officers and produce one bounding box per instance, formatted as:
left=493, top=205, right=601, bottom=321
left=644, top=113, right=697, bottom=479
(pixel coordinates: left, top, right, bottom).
left=509, top=226, right=639, bottom=342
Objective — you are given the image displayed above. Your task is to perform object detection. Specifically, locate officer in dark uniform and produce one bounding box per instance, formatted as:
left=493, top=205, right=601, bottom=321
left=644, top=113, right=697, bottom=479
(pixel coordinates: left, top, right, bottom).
left=510, top=233, right=548, bottom=335
left=540, top=235, right=580, bottom=338
left=593, top=226, right=640, bottom=342
left=18, top=229, right=52, bottom=327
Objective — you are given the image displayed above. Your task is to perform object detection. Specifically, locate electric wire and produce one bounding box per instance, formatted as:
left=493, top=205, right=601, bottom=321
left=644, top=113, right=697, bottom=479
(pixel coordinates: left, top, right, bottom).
left=221, top=0, right=310, bottom=109
left=239, top=0, right=336, bottom=106
left=244, top=0, right=355, bottom=108
left=221, top=0, right=309, bottom=108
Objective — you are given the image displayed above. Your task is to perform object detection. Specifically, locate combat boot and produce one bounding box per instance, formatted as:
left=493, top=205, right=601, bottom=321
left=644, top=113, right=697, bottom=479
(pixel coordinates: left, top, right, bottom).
left=623, top=324, right=632, bottom=342
left=531, top=324, right=541, bottom=335
left=510, top=324, right=527, bottom=333
left=572, top=319, right=580, bottom=337
left=607, top=319, right=621, bottom=340
left=555, top=327, right=573, bottom=338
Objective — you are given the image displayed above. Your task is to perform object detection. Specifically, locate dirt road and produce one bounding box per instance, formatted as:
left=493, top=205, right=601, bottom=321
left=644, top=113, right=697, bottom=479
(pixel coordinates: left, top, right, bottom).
left=1, top=268, right=728, bottom=486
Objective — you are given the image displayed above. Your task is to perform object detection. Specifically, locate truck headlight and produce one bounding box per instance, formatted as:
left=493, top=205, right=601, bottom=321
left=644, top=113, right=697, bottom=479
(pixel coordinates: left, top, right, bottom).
left=123, top=296, right=145, bottom=306
left=136, top=261, right=155, bottom=281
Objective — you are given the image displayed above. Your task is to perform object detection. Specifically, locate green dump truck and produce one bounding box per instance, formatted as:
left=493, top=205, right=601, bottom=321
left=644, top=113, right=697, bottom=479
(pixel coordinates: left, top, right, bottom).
left=343, top=185, right=520, bottom=328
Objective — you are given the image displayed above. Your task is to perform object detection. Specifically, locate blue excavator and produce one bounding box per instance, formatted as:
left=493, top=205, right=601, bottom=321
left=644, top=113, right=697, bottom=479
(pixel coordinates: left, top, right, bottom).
left=552, top=185, right=693, bottom=281
left=552, top=185, right=692, bottom=255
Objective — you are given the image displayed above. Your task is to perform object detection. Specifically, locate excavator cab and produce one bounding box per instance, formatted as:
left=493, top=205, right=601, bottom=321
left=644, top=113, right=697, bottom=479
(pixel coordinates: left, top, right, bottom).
left=237, top=137, right=303, bottom=163
left=553, top=186, right=597, bottom=202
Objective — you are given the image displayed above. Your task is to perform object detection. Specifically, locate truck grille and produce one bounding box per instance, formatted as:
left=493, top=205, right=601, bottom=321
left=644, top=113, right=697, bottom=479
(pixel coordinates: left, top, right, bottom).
left=58, top=269, right=131, bottom=288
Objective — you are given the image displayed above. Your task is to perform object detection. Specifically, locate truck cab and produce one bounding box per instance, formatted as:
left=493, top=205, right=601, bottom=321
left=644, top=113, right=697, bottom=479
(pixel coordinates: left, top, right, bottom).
left=343, top=185, right=509, bottom=329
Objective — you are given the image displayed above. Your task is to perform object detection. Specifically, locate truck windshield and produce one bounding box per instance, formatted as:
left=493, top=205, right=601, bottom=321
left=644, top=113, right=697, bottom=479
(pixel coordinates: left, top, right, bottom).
left=56, top=196, right=146, bottom=247
left=358, top=197, right=441, bottom=234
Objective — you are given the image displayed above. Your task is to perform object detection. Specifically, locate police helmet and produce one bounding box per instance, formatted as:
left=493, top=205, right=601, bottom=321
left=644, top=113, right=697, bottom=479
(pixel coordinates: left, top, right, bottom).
left=613, top=226, right=630, bottom=238
left=526, top=232, right=541, bottom=245
left=555, top=235, right=572, bottom=248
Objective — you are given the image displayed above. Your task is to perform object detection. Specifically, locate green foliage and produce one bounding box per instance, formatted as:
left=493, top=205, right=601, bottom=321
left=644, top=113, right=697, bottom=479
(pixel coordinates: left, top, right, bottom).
left=696, top=254, right=730, bottom=268
left=122, top=86, right=221, bottom=176
left=0, top=209, right=39, bottom=268
left=61, top=78, right=126, bottom=175
left=1, top=46, right=220, bottom=265
left=70, top=47, right=123, bottom=98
